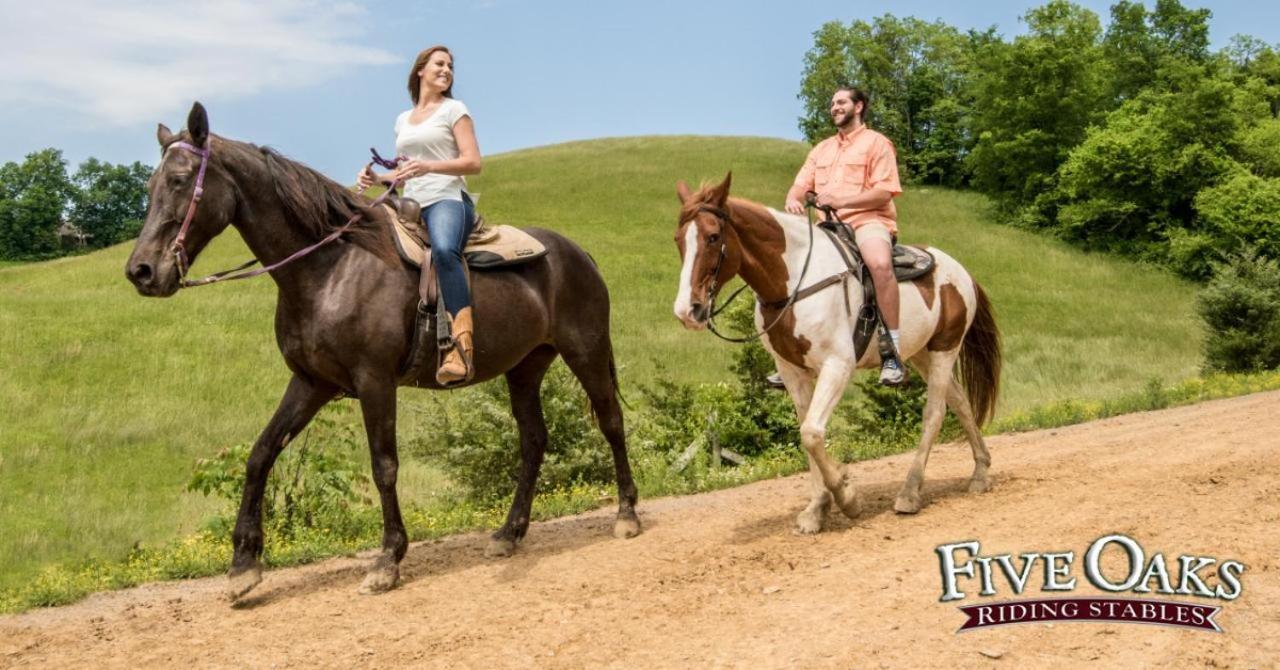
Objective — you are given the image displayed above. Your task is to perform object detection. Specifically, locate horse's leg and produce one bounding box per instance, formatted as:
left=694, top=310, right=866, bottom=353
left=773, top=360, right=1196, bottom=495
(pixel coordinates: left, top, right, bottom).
left=227, top=374, right=338, bottom=601
left=560, top=345, right=641, bottom=540
left=946, top=378, right=992, bottom=494
left=354, top=377, right=407, bottom=595
left=800, top=359, right=860, bottom=519
left=486, top=345, right=558, bottom=558
left=778, top=365, right=831, bottom=534
left=894, top=350, right=958, bottom=514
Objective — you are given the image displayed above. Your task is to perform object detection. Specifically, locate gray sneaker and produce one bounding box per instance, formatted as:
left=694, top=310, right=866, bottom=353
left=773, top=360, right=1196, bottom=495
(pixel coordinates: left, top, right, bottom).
left=879, top=357, right=906, bottom=387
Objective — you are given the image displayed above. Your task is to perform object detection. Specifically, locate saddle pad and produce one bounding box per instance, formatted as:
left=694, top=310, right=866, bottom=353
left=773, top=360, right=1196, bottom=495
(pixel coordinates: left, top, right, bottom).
left=892, top=245, right=935, bottom=281
left=385, top=204, right=547, bottom=269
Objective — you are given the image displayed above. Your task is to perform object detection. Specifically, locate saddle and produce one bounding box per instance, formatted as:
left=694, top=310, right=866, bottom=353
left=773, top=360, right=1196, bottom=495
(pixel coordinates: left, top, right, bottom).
left=382, top=195, right=547, bottom=270
left=382, top=194, right=548, bottom=382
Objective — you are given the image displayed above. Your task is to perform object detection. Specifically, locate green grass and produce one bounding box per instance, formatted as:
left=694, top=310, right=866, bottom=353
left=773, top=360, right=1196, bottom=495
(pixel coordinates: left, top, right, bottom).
left=0, top=135, right=1207, bottom=597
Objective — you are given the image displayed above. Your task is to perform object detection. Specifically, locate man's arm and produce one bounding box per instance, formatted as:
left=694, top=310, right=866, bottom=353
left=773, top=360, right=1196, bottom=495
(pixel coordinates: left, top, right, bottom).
left=816, top=188, right=893, bottom=211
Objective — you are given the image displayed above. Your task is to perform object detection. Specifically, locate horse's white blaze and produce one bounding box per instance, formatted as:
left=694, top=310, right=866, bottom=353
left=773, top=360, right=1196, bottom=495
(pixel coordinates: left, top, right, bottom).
left=672, top=224, right=700, bottom=326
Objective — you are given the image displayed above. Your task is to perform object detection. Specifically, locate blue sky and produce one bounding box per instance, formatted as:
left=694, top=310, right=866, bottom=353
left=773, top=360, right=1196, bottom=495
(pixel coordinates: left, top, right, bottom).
left=1, top=0, right=1276, bottom=181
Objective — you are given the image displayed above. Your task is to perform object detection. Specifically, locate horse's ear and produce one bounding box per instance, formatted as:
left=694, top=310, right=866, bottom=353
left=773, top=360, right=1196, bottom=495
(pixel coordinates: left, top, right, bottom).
left=710, top=171, right=732, bottom=207
left=187, top=101, right=209, bottom=148
left=157, top=123, right=174, bottom=146
left=676, top=180, right=691, bottom=203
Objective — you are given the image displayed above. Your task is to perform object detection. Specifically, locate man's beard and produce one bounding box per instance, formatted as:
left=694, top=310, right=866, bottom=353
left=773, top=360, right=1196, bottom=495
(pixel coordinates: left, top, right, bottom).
left=832, top=111, right=856, bottom=130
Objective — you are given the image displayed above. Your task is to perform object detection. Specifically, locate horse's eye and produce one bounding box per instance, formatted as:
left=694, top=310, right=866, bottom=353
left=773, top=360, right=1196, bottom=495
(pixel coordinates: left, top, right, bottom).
left=707, top=233, right=720, bottom=244
left=167, top=172, right=188, bottom=186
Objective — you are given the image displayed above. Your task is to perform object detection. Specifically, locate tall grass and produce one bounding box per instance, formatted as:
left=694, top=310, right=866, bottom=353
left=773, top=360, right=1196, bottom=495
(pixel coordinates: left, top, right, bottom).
left=0, top=136, right=1203, bottom=594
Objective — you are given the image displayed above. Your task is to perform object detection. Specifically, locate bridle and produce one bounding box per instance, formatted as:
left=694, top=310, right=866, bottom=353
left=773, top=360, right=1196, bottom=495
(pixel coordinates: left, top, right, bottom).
left=686, top=202, right=817, bottom=343
left=166, top=140, right=210, bottom=282
left=163, top=141, right=402, bottom=288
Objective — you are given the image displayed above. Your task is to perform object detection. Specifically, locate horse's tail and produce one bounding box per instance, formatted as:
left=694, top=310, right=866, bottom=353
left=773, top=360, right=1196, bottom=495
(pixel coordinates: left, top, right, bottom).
left=959, top=281, right=1001, bottom=426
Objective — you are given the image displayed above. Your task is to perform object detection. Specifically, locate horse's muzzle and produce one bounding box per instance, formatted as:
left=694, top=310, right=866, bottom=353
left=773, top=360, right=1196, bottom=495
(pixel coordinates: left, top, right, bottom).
left=126, top=259, right=179, bottom=297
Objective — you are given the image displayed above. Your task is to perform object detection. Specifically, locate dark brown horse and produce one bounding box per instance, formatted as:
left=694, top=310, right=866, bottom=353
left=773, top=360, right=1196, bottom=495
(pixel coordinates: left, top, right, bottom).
left=126, top=103, right=639, bottom=600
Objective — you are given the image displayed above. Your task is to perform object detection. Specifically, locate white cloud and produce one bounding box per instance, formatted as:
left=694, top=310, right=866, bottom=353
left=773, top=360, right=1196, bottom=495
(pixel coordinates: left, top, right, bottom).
left=0, top=0, right=397, bottom=126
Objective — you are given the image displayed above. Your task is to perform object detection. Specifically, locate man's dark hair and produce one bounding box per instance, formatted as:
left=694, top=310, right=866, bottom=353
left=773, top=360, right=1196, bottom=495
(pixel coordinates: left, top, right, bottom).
left=834, top=86, right=869, bottom=123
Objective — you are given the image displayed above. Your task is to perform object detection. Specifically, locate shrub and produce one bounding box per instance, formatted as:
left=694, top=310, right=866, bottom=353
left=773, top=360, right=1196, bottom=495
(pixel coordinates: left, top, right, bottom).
left=410, top=362, right=614, bottom=503
left=188, top=403, right=372, bottom=539
left=1193, top=170, right=1280, bottom=262
left=1197, top=249, right=1280, bottom=373
left=1238, top=118, right=1280, bottom=178
left=637, top=296, right=800, bottom=460
left=837, top=371, right=962, bottom=447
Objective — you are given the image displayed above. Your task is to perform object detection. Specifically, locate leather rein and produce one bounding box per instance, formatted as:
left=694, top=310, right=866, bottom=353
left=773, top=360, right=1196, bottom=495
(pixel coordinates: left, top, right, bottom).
left=167, top=141, right=403, bottom=288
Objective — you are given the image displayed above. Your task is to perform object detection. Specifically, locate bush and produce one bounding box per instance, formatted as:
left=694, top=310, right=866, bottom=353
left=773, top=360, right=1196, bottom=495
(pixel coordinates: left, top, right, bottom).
left=1197, top=249, right=1280, bottom=372
left=837, top=372, right=962, bottom=447
left=188, top=403, right=372, bottom=539
left=411, top=362, right=614, bottom=503
left=1238, top=118, right=1280, bottom=178
left=1193, top=170, right=1280, bottom=263
left=637, top=296, right=800, bottom=460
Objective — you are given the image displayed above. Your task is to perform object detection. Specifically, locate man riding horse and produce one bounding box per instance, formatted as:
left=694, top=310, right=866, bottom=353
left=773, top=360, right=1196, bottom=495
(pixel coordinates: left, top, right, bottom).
left=782, top=85, right=905, bottom=387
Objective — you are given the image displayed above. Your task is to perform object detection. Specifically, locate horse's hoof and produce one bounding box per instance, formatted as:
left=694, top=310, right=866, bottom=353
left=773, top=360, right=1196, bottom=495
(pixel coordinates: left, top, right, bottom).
left=968, top=477, right=991, bottom=494
left=225, top=564, right=263, bottom=602
left=485, top=537, right=517, bottom=558
left=894, top=493, right=922, bottom=514
left=613, top=514, right=641, bottom=540
left=834, top=469, right=860, bottom=520
left=358, top=565, right=399, bottom=595
left=795, top=508, right=825, bottom=534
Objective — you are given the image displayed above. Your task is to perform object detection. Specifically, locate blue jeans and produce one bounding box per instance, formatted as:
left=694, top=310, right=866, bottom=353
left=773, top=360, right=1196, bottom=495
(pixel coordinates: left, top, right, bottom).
left=421, top=193, right=476, bottom=317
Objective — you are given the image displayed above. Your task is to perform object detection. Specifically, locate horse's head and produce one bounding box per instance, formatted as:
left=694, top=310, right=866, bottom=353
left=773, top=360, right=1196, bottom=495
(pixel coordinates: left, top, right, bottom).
left=126, top=102, right=236, bottom=297
left=672, top=172, right=743, bottom=330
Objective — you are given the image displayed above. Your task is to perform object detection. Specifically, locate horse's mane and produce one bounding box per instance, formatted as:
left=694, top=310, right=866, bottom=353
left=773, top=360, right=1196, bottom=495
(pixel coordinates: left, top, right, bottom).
left=223, top=139, right=398, bottom=265
left=680, top=182, right=780, bottom=232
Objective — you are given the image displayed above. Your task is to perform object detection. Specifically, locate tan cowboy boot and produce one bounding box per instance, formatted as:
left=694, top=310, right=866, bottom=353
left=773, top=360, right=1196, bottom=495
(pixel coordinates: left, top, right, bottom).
left=437, top=307, right=475, bottom=385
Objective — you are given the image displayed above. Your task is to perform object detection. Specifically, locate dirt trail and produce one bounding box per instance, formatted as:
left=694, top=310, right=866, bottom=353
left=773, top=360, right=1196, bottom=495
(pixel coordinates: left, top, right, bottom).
left=3, top=392, right=1279, bottom=668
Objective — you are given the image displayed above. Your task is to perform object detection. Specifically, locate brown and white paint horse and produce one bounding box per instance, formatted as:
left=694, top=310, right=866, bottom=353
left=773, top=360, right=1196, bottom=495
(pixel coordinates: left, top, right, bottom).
left=672, top=174, right=1001, bottom=532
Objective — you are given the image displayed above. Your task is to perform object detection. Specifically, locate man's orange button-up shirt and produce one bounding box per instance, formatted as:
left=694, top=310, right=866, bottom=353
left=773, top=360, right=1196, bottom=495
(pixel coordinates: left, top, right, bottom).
left=792, top=126, right=903, bottom=233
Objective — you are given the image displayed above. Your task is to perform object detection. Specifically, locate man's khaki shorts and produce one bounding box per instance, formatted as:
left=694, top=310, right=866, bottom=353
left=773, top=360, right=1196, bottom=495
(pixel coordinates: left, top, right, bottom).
left=853, top=222, right=894, bottom=248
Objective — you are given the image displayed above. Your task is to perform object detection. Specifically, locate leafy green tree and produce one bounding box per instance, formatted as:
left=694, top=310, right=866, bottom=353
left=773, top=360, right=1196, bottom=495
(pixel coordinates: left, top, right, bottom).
left=71, top=158, right=152, bottom=248
left=1102, top=0, right=1214, bottom=105
left=1049, top=62, right=1252, bottom=276
left=967, top=1, right=1108, bottom=210
left=0, top=149, right=74, bottom=260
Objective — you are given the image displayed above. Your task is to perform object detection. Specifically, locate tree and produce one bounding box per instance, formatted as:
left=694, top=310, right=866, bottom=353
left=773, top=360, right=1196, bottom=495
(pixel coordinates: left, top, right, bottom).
left=71, top=158, right=152, bottom=248
left=967, top=1, right=1108, bottom=210
left=0, top=149, right=74, bottom=260
left=1048, top=59, right=1265, bottom=277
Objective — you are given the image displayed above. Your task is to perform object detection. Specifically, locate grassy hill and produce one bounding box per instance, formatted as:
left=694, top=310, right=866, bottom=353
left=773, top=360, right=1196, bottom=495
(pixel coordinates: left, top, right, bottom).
left=0, top=135, right=1204, bottom=592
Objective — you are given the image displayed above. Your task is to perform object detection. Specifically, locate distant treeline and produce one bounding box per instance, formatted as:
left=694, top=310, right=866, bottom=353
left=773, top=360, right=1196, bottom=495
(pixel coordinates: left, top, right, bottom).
left=799, top=0, right=1280, bottom=278
left=0, top=149, right=151, bottom=261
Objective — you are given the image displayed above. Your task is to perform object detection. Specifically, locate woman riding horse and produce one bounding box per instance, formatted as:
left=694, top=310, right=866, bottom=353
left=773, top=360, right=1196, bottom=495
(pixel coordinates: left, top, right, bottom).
left=126, top=100, right=640, bottom=600
left=358, top=45, right=481, bottom=385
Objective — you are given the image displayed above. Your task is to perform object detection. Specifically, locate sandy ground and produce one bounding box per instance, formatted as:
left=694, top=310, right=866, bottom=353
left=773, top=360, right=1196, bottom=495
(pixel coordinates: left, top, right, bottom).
left=2, top=391, right=1278, bottom=669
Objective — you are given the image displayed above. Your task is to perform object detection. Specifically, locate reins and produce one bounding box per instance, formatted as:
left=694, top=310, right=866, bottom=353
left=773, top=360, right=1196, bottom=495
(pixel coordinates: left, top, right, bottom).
left=168, top=142, right=403, bottom=288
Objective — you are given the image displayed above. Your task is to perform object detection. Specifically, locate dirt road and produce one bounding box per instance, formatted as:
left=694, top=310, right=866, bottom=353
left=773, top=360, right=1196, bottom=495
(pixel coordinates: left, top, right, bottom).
left=3, top=392, right=1278, bottom=668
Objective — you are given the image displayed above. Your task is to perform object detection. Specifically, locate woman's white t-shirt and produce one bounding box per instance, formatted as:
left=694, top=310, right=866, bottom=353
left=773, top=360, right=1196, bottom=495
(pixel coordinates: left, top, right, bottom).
left=394, top=98, right=471, bottom=207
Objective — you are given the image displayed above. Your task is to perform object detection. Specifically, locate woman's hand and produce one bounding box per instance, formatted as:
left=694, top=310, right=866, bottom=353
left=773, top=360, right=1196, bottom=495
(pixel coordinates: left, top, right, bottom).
left=388, top=159, right=433, bottom=182
left=356, top=164, right=378, bottom=190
